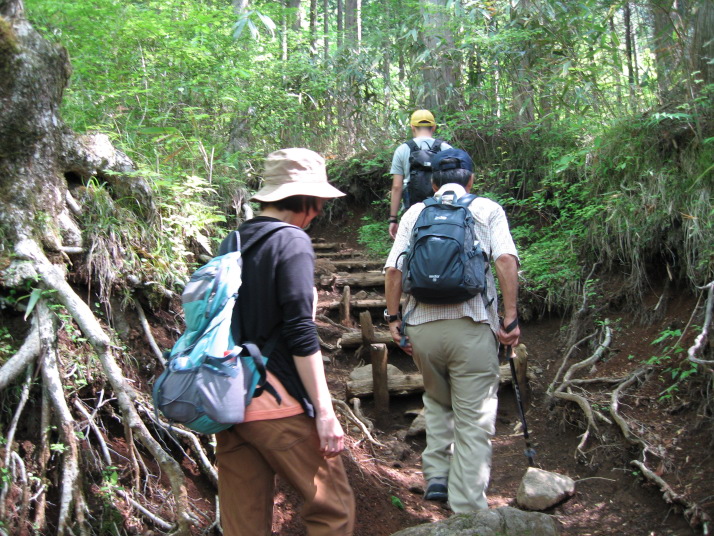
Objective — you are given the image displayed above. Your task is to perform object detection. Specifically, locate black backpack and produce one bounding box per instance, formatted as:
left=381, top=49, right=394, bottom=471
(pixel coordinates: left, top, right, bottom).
left=399, top=192, right=489, bottom=305
left=404, top=139, right=444, bottom=208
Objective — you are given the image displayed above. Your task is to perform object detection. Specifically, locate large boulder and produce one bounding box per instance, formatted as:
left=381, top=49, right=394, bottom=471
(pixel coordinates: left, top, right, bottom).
left=390, top=506, right=560, bottom=536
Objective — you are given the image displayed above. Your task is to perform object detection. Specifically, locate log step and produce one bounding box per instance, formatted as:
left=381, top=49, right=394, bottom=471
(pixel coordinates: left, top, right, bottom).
left=329, top=259, right=384, bottom=271
left=320, top=272, right=384, bottom=288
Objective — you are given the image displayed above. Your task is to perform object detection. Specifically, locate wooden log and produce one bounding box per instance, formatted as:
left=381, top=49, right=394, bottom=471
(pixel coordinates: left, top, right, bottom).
left=339, top=330, right=395, bottom=348
left=315, top=251, right=359, bottom=259
left=370, top=344, right=389, bottom=428
left=312, top=242, right=341, bottom=250
left=347, top=365, right=425, bottom=398
left=326, top=299, right=387, bottom=310
left=330, top=259, right=384, bottom=271
left=333, top=272, right=385, bottom=288
left=359, top=310, right=375, bottom=343
left=339, top=285, right=353, bottom=328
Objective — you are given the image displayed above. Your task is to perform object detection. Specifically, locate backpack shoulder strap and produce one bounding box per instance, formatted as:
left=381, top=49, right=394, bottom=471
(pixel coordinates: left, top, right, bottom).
left=456, top=193, right=478, bottom=208
left=241, top=222, right=293, bottom=255
left=405, top=139, right=419, bottom=152
left=423, top=197, right=439, bottom=208
left=431, top=139, right=444, bottom=152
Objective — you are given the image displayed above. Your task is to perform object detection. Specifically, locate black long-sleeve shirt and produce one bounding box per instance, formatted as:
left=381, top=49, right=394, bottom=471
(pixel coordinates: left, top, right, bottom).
left=223, top=217, right=320, bottom=416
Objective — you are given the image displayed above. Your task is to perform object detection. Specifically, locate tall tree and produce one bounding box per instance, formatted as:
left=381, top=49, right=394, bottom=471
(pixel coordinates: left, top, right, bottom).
left=649, top=0, right=678, bottom=99
left=691, top=0, right=714, bottom=90
left=420, top=0, right=457, bottom=110
left=511, top=0, right=536, bottom=122
left=345, top=0, right=361, bottom=51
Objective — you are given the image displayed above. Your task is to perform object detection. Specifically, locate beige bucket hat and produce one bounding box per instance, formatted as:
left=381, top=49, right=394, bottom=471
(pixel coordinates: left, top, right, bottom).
left=251, top=148, right=346, bottom=202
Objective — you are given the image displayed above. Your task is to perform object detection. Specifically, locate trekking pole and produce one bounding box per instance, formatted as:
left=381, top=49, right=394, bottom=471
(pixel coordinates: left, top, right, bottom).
left=502, top=318, right=536, bottom=467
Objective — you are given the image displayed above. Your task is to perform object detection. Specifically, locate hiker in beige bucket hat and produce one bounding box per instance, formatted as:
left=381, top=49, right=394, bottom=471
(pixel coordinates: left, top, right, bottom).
left=215, top=148, right=356, bottom=535
left=251, top=148, right=346, bottom=202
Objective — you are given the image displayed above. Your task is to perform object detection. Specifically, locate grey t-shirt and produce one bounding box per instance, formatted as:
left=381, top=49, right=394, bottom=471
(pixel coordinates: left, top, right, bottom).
left=389, top=136, right=452, bottom=186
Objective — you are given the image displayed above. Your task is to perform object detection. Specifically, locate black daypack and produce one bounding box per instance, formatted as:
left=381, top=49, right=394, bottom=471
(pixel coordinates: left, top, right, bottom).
left=405, top=139, right=443, bottom=208
left=400, top=192, right=489, bottom=305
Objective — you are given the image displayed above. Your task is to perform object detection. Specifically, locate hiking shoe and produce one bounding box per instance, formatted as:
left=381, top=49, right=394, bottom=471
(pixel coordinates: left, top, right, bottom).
left=424, top=481, right=448, bottom=502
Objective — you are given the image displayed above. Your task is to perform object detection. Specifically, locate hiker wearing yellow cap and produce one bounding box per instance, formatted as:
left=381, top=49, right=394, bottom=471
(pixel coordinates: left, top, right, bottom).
left=388, top=110, right=452, bottom=239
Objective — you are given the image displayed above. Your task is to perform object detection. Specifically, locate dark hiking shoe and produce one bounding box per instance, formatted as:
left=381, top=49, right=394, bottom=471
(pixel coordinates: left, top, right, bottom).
left=424, top=481, right=448, bottom=502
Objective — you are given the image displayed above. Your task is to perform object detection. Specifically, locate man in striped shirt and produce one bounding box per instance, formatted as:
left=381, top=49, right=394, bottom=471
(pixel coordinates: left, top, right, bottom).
left=384, top=148, right=521, bottom=513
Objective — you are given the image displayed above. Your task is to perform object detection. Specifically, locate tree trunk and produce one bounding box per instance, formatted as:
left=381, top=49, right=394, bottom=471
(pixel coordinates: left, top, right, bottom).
left=310, top=0, right=317, bottom=55
left=345, top=0, right=361, bottom=51
left=420, top=0, right=457, bottom=110
left=691, top=0, right=714, bottom=90
left=624, top=2, right=636, bottom=104
left=511, top=0, right=536, bottom=122
left=649, top=0, right=677, bottom=100
left=323, top=0, right=329, bottom=58
left=337, top=0, right=343, bottom=49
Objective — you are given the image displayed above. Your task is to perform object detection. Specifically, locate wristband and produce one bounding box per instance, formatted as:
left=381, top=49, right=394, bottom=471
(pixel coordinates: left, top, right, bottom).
left=388, top=217, right=398, bottom=224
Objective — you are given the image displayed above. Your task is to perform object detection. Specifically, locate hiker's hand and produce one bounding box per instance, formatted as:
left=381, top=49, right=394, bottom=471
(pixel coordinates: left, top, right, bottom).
left=316, top=412, right=345, bottom=458
left=389, top=222, right=399, bottom=239
left=389, top=320, right=412, bottom=355
left=497, top=316, right=520, bottom=347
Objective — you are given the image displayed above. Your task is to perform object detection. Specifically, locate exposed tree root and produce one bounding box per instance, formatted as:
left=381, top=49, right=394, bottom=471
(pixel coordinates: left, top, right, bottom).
left=11, top=239, right=193, bottom=535
left=0, top=315, right=39, bottom=391
left=631, top=460, right=711, bottom=532
left=36, top=300, right=89, bottom=536
left=688, top=280, right=713, bottom=368
left=133, top=298, right=167, bottom=369
left=332, top=398, right=386, bottom=448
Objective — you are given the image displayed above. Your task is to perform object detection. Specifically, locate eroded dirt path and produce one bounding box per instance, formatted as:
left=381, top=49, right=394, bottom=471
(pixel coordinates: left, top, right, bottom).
left=287, top=234, right=707, bottom=536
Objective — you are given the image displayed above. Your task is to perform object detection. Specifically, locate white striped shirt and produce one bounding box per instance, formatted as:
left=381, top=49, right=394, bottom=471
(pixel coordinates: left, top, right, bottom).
left=385, top=183, right=519, bottom=334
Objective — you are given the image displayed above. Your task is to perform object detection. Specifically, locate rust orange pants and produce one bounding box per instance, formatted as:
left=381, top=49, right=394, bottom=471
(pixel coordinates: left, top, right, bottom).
left=216, top=414, right=355, bottom=536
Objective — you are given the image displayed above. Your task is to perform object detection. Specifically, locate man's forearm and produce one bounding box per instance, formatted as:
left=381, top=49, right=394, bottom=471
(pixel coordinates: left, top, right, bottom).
left=385, top=267, right=402, bottom=314
left=495, top=254, right=519, bottom=322
left=390, top=174, right=403, bottom=218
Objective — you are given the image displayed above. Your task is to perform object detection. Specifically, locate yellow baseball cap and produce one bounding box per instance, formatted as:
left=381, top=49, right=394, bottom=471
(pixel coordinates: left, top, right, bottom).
left=410, top=109, right=436, bottom=127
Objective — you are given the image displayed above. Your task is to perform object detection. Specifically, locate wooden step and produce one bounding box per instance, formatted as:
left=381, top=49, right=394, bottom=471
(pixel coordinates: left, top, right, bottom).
left=315, top=251, right=360, bottom=259
left=329, top=259, right=384, bottom=271
left=325, top=298, right=387, bottom=310
left=319, top=272, right=385, bottom=288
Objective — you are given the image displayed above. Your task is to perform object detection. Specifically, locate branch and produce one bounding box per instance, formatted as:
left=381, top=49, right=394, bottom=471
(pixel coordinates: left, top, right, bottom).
left=547, top=331, right=598, bottom=395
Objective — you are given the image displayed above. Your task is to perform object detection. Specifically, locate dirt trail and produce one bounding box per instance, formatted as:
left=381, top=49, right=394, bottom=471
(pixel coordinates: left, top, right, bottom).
left=286, top=234, right=707, bottom=536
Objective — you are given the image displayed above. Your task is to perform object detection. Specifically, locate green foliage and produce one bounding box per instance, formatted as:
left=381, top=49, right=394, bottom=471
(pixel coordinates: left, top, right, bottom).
left=357, top=201, right=393, bottom=259
left=0, top=327, right=16, bottom=365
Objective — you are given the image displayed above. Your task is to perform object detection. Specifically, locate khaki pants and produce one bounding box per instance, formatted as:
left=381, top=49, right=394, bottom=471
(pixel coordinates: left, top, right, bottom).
left=407, top=317, right=499, bottom=513
left=215, top=414, right=355, bottom=536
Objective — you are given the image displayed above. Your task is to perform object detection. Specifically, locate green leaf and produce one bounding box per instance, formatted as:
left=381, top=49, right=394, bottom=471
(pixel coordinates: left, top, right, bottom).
left=390, top=495, right=404, bottom=510
left=24, top=289, right=43, bottom=320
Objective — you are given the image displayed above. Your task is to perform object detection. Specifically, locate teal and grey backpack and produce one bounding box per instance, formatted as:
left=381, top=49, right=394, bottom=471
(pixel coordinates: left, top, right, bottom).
left=152, top=224, right=287, bottom=434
